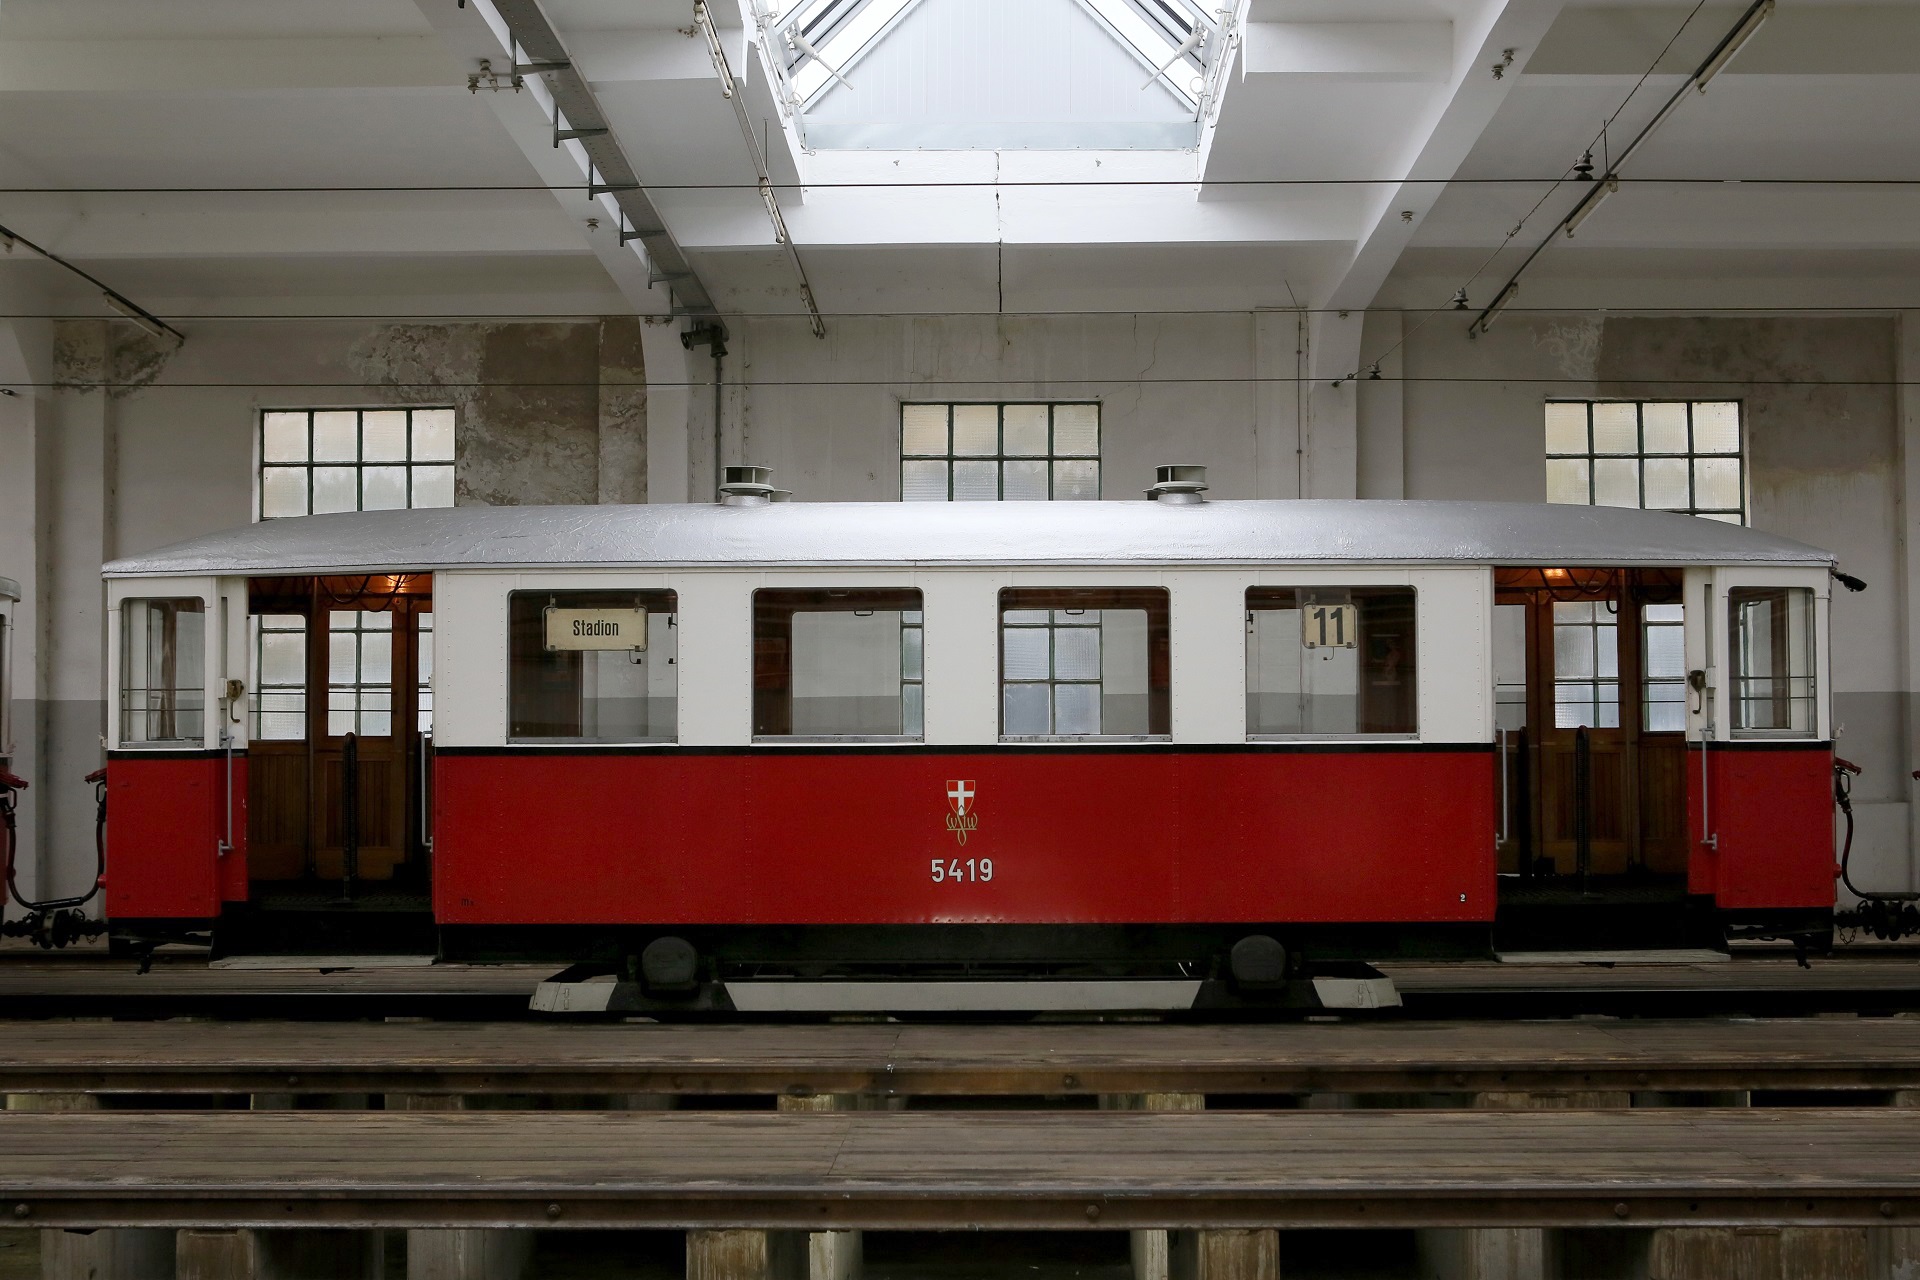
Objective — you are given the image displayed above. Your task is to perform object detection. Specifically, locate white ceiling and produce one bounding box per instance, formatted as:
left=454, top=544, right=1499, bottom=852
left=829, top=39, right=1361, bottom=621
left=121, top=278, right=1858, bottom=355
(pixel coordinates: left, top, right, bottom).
left=0, top=0, right=1910, bottom=321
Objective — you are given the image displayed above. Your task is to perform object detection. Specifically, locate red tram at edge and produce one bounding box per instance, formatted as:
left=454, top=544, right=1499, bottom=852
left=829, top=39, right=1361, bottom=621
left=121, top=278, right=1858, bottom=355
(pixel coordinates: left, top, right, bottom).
left=82, top=476, right=1841, bottom=1009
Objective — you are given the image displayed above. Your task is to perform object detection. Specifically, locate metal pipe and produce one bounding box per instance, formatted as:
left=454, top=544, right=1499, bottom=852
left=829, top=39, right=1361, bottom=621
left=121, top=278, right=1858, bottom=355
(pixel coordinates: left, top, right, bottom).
left=1497, top=726, right=1510, bottom=849
left=418, top=732, right=433, bottom=854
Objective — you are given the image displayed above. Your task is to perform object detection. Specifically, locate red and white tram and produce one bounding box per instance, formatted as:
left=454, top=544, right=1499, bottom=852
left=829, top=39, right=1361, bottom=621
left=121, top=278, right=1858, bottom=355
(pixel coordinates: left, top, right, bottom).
left=94, top=472, right=1841, bottom=1006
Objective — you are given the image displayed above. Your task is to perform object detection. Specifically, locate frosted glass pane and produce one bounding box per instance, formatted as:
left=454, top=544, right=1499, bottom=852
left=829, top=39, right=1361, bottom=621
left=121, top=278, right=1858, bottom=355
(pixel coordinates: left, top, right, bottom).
left=1054, top=627, right=1100, bottom=679
left=411, top=409, right=455, bottom=461
left=1003, top=683, right=1048, bottom=735
left=328, top=709, right=354, bottom=736
left=261, top=467, right=307, bottom=517
left=418, top=616, right=433, bottom=682
left=952, top=461, right=997, bottom=500
left=362, top=611, right=393, bottom=630
left=329, top=633, right=356, bottom=684
left=360, top=711, right=391, bottom=738
left=1596, top=624, right=1618, bottom=678
left=1052, top=460, right=1098, bottom=500
left=1544, top=403, right=1586, bottom=454
left=952, top=405, right=997, bottom=455
left=1645, top=696, right=1686, bottom=732
left=361, top=411, right=405, bottom=462
left=1004, top=610, right=1048, bottom=625
left=1592, top=457, right=1639, bottom=507
left=1694, top=457, right=1740, bottom=510
left=901, top=626, right=922, bottom=681
left=362, top=466, right=407, bottom=511
left=1693, top=402, right=1740, bottom=453
left=262, top=412, right=308, bottom=463
left=902, top=683, right=922, bottom=737
left=1002, top=460, right=1047, bottom=500
left=1645, top=603, right=1683, bottom=623
left=901, top=404, right=947, bottom=455
left=1545, top=459, right=1588, bottom=505
left=1591, top=403, right=1637, bottom=454
left=1003, top=628, right=1050, bottom=680
left=313, top=411, right=358, bottom=462
left=330, top=611, right=357, bottom=631
left=1643, top=457, right=1689, bottom=509
left=261, top=631, right=304, bottom=685
left=359, top=631, right=391, bottom=684
left=1052, top=404, right=1098, bottom=455
left=1642, top=402, right=1688, bottom=453
left=1645, top=624, right=1685, bottom=678
left=901, top=460, right=947, bottom=501
left=1555, top=625, right=1595, bottom=678
left=1553, top=601, right=1594, bottom=623
left=412, top=465, right=454, bottom=508
left=1003, top=405, right=1047, bottom=456
left=312, top=467, right=357, bottom=514
left=1053, top=684, right=1099, bottom=735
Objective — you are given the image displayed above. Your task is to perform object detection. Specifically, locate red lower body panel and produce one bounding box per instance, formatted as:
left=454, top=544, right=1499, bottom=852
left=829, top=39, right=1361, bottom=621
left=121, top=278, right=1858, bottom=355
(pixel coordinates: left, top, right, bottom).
left=1686, top=744, right=1833, bottom=909
left=433, top=748, right=1496, bottom=927
left=104, top=752, right=246, bottom=920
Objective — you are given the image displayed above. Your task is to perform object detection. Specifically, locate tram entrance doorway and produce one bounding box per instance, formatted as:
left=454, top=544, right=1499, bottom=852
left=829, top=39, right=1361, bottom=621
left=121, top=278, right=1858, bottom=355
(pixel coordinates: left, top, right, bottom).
left=244, top=575, right=434, bottom=915
left=1493, top=569, right=1691, bottom=931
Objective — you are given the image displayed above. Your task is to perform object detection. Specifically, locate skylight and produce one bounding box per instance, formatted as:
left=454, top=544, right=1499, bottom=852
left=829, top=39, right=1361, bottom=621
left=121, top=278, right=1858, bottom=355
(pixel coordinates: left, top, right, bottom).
left=752, top=0, right=1242, bottom=151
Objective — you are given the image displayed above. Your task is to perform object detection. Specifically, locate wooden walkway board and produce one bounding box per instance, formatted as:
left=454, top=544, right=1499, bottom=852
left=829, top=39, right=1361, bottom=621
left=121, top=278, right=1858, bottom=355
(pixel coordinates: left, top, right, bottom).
left=1, top=1109, right=1919, bottom=1231
left=5, top=1017, right=1920, bottom=1094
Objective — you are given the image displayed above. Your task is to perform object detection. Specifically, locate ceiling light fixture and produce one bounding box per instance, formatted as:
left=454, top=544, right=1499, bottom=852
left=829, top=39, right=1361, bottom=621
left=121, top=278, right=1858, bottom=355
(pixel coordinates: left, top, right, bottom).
left=1563, top=176, right=1619, bottom=238
left=1470, top=281, right=1519, bottom=338
left=102, top=292, right=174, bottom=342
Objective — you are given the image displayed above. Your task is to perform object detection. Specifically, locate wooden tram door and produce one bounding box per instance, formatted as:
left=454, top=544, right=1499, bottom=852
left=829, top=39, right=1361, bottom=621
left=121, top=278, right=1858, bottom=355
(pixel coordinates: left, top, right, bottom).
left=247, top=576, right=433, bottom=893
left=1494, top=569, right=1688, bottom=881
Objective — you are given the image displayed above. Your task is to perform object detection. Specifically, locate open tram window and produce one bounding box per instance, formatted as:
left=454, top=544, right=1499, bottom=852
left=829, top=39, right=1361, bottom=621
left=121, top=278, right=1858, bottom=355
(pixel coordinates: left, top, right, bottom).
left=1245, top=588, right=1415, bottom=737
left=1729, top=587, right=1815, bottom=737
left=119, top=598, right=207, bottom=746
left=753, top=589, right=922, bottom=739
left=510, top=590, right=678, bottom=743
left=999, top=588, right=1169, bottom=739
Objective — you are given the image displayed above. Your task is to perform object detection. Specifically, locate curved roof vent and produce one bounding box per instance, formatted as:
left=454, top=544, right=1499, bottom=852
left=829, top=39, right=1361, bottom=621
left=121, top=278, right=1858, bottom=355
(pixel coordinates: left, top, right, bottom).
left=1147, top=464, right=1208, bottom=504
left=718, top=465, right=790, bottom=506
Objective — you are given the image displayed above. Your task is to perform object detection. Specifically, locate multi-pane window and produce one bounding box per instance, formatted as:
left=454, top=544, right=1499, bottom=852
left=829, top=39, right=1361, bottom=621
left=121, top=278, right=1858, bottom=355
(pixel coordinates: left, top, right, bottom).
left=119, top=599, right=206, bottom=746
left=999, top=588, right=1168, bottom=739
left=1245, top=588, right=1417, bottom=737
left=1552, top=600, right=1618, bottom=729
left=902, top=403, right=1099, bottom=501
left=259, top=408, right=455, bottom=518
left=252, top=615, right=307, bottom=741
left=1545, top=401, right=1744, bottom=523
left=1642, top=603, right=1687, bottom=732
left=328, top=610, right=393, bottom=738
left=1729, top=587, right=1816, bottom=737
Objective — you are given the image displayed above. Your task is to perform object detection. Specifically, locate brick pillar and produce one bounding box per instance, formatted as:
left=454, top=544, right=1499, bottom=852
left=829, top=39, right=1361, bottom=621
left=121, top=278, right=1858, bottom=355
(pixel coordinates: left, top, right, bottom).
left=1101, top=1093, right=1207, bottom=1280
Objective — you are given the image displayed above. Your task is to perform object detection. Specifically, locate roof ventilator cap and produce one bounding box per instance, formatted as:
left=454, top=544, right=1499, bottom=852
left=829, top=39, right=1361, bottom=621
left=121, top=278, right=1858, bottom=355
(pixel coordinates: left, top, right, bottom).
left=1147, top=465, right=1209, bottom=504
left=718, top=465, right=790, bottom=506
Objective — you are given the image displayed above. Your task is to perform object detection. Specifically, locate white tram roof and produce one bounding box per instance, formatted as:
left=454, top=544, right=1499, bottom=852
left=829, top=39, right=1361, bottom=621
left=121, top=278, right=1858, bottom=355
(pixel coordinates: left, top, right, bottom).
left=102, top=499, right=1836, bottom=579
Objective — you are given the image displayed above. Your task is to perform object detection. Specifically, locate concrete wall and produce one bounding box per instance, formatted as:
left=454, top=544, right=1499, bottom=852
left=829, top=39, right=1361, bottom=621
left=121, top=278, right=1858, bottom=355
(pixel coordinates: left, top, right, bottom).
left=4, top=306, right=1913, bottom=917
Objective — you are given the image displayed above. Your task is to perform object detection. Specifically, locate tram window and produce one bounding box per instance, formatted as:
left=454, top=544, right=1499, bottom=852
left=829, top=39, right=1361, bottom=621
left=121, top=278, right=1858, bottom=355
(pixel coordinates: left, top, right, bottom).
left=1552, top=600, right=1619, bottom=729
left=509, top=590, right=678, bottom=743
left=1642, top=603, right=1687, bottom=732
left=753, top=589, right=921, bottom=739
left=1246, top=588, right=1415, bottom=737
left=1729, top=587, right=1815, bottom=737
left=1000, top=588, right=1169, bottom=739
left=119, top=598, right=207, bottom=746
left=251, top=614, right=308, bottom=740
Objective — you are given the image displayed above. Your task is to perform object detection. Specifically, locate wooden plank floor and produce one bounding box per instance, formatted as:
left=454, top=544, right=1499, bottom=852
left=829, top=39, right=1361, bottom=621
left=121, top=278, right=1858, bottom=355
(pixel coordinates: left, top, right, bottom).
left=0, top=1108, right=1918, bottom=1230
left=3, top=1017, right=1920, bottom=1095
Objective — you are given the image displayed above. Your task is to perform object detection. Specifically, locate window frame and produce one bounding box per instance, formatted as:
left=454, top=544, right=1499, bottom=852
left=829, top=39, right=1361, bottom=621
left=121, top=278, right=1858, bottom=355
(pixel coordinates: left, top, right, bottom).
left=997, top=586, right=1170, bottom=743
left=901, top=402, right=1101, bottom=502
left=752, top=587, right=925, bottom=744
left=1544, top=399, right=1746, bottom=523
left=257, top=407, right=456, bottom=520
left=507, top=588, right=681, bottom=746
left=117, top=596, right=210, bottom=749
left=1727, top=585, right=1818, bottom=740
left=1244, top=585, right=1419, bottom=741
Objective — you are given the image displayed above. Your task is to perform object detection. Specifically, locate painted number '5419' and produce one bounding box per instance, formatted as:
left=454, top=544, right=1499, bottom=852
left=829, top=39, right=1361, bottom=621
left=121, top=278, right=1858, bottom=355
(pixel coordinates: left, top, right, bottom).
left=931, top=858, right=993, bottom=883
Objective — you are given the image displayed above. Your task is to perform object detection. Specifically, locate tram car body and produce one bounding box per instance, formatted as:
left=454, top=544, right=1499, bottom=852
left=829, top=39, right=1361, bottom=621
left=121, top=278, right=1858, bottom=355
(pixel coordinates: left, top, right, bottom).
left=96, top=491, right=1840, bottom=998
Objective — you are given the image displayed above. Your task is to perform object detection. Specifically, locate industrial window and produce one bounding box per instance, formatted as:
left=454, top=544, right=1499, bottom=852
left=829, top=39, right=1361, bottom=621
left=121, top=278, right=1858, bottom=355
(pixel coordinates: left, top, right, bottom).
left=1545, top=401, right=1744, bottom=523
left=1000, top=588, right=1169, bottom=739
left=119, top=599, right=206, bottom=746
left=753, top=589, right=922, bottom=739
left=1729, top=587, right=1815, bottom=737
left=1642, top=603, right=1687, bottom=732
left=509, top=590, right=678, bottom=744
left=1246, top=588, right=1417, bottom=737
left=901, top=403, right=1099, bottom=501
left=258, top=408, right=455, bottom=518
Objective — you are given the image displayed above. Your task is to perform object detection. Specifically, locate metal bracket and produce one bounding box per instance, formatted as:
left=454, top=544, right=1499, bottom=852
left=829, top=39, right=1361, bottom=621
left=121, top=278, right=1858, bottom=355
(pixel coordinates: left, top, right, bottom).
left=588, top=181, right=640, bottom=198
left=515, top=59, right=571, bottom=76
left=553, top=122, right=609, bottom=148
left=619, top=224, right=663, bottom=246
